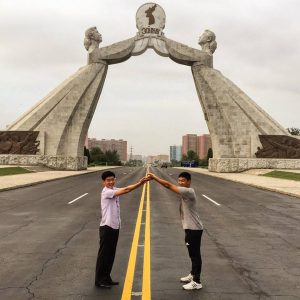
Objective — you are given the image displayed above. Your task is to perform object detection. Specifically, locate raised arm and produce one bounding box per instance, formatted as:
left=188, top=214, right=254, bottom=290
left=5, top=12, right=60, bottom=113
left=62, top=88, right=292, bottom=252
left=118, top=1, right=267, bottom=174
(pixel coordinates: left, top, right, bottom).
left=148, top=173, right=180, bottom=194
left=114, top=176, right=149, bottom=196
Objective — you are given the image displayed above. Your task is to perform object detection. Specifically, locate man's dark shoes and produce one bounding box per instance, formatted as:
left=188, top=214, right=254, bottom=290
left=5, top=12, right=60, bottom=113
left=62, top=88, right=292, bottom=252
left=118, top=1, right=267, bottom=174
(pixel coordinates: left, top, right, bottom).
left=109, top=280, right=119, bottom=286
left=95, top=279, right=119, bottom=288
left=95, top=281, right=111, bottom=289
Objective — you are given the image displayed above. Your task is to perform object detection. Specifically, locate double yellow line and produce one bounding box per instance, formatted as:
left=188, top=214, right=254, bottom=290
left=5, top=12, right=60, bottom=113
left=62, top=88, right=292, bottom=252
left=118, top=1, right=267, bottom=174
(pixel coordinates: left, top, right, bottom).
left=121, top=171, right=151, bottom=300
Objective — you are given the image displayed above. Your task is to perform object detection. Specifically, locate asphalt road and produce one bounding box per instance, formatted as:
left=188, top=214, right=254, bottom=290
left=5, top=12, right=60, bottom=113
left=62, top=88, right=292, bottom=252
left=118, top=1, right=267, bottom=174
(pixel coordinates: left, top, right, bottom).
left=0, top=167, right=299, bottom=300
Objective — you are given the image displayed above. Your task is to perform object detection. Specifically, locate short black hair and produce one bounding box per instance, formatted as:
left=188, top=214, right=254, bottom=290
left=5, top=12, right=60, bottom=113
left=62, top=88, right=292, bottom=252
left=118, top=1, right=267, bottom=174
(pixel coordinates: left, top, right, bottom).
left=101, top=171, right=116, bottom=181
left=178, top=172, right=191, bottom=181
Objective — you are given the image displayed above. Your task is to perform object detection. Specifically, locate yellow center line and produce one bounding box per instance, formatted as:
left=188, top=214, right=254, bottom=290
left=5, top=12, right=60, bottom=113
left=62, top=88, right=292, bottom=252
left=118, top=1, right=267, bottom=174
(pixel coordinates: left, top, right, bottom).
left=121, top=168, right=151, bottom=300
left=142, top=180, right=151, bottom=299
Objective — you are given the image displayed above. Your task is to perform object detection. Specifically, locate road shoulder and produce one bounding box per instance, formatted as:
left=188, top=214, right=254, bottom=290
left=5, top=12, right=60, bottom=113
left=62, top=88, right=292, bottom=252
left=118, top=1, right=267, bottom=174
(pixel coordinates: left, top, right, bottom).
left=0, top=166, right=120, bottom=192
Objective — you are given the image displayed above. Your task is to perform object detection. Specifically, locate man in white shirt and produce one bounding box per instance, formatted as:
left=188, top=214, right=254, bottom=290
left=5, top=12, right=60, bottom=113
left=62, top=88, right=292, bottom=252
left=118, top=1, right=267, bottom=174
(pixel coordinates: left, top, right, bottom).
left=95, top=170, right=149, bottom=288
left=148, top=171, right=203, bottom=290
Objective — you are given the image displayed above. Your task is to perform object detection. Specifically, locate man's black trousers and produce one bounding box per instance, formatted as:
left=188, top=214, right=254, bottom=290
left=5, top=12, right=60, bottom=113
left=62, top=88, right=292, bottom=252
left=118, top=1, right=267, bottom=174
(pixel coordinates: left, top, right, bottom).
left=95, top=225, right=119, bottom=284
left=184, top=229, right=203, bottom=283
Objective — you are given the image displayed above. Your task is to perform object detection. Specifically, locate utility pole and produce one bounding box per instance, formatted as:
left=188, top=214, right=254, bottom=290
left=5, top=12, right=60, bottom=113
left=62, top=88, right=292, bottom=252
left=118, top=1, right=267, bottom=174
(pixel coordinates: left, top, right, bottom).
left=129, top=145, right=133, bottom=161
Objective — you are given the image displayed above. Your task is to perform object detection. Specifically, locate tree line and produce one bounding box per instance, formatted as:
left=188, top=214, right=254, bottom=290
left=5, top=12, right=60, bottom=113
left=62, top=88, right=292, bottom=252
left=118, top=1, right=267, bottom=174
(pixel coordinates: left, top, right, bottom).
left=84, top=147, right=122, bottom=166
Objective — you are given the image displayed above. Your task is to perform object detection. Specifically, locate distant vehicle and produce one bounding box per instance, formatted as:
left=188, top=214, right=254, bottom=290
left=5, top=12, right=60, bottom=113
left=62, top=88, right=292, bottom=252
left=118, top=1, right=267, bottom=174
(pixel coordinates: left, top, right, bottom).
left=181, top=161, right=198, bottom=168
left=161, top=163, right=168, bottom=168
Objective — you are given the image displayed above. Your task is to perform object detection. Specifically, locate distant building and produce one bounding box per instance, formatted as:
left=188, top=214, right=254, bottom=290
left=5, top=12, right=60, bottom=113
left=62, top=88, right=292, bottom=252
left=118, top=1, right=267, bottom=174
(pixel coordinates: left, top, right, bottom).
left=131, top=154, right=143, bottom=161
left=182, top=134, right=198, bottom=156
left=170, top=145, right=182, bottom=161
left=88, top=138, right=127, bottom=161
left=146, top=156, right=156, bottom=164
left=182, top=134, right=212, bottom=159
left=156, top=154, right=169, bottom=162
left=146, top=154, right=169, bottom=163
left=198, top=134, right=212, bottom=159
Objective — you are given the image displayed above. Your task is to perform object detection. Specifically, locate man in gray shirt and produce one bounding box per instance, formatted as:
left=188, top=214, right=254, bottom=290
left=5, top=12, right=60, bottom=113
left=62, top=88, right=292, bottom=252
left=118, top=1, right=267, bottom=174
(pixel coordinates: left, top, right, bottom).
left=148, top=171, right=203, bottom=290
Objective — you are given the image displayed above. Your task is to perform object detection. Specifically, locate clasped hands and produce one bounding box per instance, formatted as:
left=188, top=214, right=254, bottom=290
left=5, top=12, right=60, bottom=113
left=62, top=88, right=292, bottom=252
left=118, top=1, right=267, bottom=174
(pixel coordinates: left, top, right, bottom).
left=139, top=173, right=156, bottom=184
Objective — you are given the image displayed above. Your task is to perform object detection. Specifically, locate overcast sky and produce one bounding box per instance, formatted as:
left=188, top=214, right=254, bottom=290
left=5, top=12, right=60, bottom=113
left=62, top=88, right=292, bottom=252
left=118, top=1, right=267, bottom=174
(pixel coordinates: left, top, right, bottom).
left=0, top=0, right=299, bottom=156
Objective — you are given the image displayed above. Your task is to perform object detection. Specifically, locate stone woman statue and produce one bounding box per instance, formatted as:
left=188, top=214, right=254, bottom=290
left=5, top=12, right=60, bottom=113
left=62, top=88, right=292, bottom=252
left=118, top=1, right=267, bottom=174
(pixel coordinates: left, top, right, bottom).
left=198, top=30, right=217, bottom=55
left=84, top=27, right=102, bottom=53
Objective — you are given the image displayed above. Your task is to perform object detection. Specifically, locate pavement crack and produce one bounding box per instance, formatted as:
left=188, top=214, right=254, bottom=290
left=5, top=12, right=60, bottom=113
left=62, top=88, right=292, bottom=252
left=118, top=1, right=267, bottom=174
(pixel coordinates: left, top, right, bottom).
left=25, top=221, right=89, bottom=299
left=205, top=228, right=270, bottom=299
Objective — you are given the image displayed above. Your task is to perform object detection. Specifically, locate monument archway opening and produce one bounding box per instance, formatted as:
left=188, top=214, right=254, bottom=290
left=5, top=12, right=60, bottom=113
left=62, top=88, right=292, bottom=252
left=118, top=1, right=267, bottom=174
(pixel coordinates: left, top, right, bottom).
left=2, top=3, right=300, bottom=172
left=89, top=49, right=207, bottom=159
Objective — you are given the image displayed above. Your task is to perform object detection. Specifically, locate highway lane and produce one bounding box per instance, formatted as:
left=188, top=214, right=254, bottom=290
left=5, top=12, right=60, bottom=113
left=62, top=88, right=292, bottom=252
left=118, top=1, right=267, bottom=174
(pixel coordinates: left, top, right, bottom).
left=151, top=167, right=300, bottom=300
left=0, top=167, right=147, bottom=300
left=0, top=166, right=299, bottom=299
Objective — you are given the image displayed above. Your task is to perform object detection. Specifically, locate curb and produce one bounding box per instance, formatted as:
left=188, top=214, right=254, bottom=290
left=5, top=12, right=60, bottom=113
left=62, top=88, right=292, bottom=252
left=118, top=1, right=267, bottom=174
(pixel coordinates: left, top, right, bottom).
left=175, top=167, right=300, bottom=199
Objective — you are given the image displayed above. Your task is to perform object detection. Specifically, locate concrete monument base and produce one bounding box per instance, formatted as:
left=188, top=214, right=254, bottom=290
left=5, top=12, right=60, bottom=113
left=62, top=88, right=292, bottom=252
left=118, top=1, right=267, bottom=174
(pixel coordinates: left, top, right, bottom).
left=0, top=155, right=87, bottom=171
left=209, top=158, right=300, bottom=173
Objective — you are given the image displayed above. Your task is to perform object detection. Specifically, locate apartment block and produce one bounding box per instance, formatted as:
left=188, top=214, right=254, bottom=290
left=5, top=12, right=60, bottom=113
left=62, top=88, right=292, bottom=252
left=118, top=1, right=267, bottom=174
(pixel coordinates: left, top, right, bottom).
left=182, top=134, right=198, bottom=156
left=182, top=134, right=212, bottom=159
left=198, top=134, right=212, bottom=159
left=88, top=138, right=127, bottom=161
left=170, top=145, right=182, bottom=161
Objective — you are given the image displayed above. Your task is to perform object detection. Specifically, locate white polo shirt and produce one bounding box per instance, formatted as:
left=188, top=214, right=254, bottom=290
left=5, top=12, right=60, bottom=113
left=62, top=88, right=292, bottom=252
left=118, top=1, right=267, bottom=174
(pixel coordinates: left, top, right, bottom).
left=100, top=186, right=121, bottom=229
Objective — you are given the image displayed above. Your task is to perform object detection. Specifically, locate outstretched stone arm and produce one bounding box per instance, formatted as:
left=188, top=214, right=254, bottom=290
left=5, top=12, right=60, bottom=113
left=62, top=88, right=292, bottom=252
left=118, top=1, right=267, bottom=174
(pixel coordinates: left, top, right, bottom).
left=165, top=38, right=213, bottom=67
left=88, top=37, right=136, bottom=65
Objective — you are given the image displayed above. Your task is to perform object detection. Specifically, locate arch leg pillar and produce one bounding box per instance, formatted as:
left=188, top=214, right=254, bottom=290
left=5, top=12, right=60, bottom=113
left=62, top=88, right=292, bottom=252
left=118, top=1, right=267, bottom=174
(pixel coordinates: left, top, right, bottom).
left=7, top=62, right=108, bottom=170
left=192, top=64, right=294, bottom=172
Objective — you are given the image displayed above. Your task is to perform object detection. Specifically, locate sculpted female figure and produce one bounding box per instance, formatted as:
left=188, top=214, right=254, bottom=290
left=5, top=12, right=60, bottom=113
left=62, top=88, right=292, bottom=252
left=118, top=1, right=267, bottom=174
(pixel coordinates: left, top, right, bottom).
left=84, top=27, right=102, bottom=53
left=198, top=29, right=217, bottom=55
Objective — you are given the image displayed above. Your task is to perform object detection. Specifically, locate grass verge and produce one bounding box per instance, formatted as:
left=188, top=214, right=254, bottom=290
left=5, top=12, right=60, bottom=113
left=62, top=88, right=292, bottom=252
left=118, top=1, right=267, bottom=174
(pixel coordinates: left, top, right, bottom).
left=0, top=167, right=33, bottom=176
left=261, top=171, right=300, bottom=181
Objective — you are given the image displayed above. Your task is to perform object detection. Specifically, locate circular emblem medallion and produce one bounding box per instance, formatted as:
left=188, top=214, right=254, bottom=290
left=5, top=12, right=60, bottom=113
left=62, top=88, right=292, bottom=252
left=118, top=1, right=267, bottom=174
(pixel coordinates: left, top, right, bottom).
left=136, top=3, right=166, bottom=36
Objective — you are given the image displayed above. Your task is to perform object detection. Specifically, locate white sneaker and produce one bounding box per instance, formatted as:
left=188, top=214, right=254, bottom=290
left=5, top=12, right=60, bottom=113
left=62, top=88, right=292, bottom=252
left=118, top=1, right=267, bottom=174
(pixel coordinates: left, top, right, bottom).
left=180, top=273, right=193, bottom=283
left=182, top=280, right=203, bottom=290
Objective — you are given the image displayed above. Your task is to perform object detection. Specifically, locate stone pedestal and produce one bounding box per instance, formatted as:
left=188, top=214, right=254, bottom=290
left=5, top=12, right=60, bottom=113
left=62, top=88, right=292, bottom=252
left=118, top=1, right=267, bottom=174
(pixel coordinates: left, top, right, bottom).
left=0, top=155, right=87, bottom=171
left=209, top=158, right=300, bottom=173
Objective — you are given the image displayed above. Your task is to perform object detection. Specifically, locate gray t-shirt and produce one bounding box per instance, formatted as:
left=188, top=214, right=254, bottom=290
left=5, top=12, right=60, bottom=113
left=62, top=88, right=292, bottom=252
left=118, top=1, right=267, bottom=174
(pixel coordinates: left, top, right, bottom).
left=178, top=187, right=203, bottom=230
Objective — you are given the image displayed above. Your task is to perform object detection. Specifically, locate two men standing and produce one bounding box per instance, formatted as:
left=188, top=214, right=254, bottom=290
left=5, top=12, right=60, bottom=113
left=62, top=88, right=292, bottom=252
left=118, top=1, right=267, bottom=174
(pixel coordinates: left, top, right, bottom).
left=95, top=170, right=203, bottom=291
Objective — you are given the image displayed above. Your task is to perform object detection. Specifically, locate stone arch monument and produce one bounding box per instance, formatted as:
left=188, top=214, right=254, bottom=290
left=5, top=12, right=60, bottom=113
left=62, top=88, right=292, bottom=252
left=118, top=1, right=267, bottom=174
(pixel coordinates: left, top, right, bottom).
left=1, top=3, right=300, bottom=171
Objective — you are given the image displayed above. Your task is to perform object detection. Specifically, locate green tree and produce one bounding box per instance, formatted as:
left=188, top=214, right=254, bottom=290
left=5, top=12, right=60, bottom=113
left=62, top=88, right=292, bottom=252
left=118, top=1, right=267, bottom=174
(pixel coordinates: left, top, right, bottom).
left=125, top=159, right=143, bottom=167
left=104, top=150, right=121, bottom=165
left=287, top=127, right=300, bottom=136
left=90, top=147, right=105, bottom=163
left=181, top=154, right=188, bottom=161
left=207, top=148, right=213, bottom=160
left=181, top=150, right=200, bottom=165
left=204, top=148, right=213, bottom=166
left=89, top=148, right=122, bottom=165
left=186, top=150, right=200, bottom=162
left=84, top=146, right=91, bottom=164
left=199, top=148, right=213, bottom=167
left=170, top=159, right=180, bottom=167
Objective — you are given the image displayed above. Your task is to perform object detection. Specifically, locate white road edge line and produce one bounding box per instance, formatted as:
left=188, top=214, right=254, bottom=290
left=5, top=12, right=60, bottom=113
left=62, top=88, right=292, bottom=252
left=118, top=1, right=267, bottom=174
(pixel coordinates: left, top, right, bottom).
left=202, top=194, right=221, bottom=207
left=68, top=193, right=89, bottom=204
